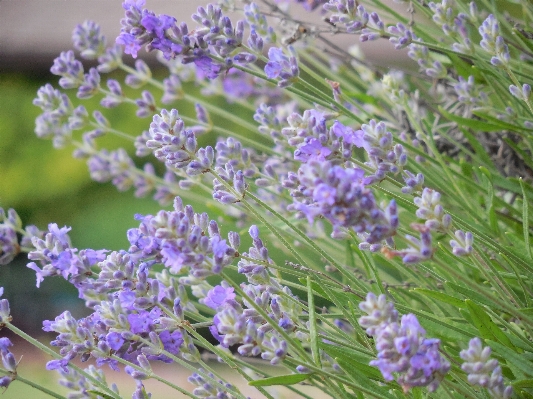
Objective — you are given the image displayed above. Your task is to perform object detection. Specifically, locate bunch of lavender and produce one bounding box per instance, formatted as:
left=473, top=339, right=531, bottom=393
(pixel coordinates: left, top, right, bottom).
left=3, top=0, right=533, bottom=398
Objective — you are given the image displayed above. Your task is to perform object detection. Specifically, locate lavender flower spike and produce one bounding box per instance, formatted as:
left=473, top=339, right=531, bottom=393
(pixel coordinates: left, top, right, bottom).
left=359, top=293, right=450, bottom=392
left=479, top=15, right=510, bottom=67
left=460, top=338, right=513, bottom=398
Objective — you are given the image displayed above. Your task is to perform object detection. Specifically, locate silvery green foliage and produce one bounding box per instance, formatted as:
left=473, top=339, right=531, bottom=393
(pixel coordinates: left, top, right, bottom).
left=2, top=1, right=533, bottom=398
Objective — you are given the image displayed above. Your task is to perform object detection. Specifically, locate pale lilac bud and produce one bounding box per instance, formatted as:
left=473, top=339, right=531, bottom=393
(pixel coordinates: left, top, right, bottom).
left=460, top=338, right=513, bottom=398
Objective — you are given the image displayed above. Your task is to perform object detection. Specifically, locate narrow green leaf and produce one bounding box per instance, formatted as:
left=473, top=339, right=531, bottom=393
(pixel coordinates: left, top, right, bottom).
left=446, top=53, right=474, bottom=79
left=307, top=276, right=321, bottom=367
left=513, top=379, right=533, bottom=388
left=460, top=128, right=494, bottom=168
left=500, top=253, right=533, bottom=309
left=503, top=231, right=532, bottom=261
left=396, top=304, right=476, bottom=340
left=487, top=340, right=532, bottom=377
left=334, top=360, right=397, bottom=399
left=439, top=106, right=509, bottom=132
left=412, top=288, right=465, bottom=309
left=319, top=282, right=360, bottom=329
left=344, top=91, right=379, bottom=105
left=504, top=139, right=533, bottom=172
left=472, top=111, right=533, bottom=133
left=248, top=374, right=311, bottom=387
left=321, top=344, right=381, bottom=379
left=519, top=178, right=532, bottom=260
left=417, top=315, right=473, bottom=341
left=508, top=333, right=533, bottom=352
left=411, top=387, right=423, bottom=399
left=87, top=391, right=115, bottom=399
left=445, top=282, right=502, bottom=310
left=465, top=300, right=514, bottom=348
left=479, top=167, right=500, bottom=234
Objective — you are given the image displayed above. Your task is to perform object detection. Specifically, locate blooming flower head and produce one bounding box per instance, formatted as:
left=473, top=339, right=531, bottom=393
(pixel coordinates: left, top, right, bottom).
left=359, top=293, right=450, bottom=392
left=202, top=284, right=236, bottom=310
left=265, top=46, right=299, bottom=87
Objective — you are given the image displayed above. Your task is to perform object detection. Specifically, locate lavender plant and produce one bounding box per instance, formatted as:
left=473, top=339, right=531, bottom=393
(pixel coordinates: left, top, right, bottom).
left=2, top=0, right=533, bottom=397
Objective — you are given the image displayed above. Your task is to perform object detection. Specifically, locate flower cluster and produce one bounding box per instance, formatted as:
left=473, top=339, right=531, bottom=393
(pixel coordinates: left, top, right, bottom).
left=289, top=159, right=398, bottom=246
left=208, top=226, right=304, bottom=366
left=359, top=293, right=450, bottom=392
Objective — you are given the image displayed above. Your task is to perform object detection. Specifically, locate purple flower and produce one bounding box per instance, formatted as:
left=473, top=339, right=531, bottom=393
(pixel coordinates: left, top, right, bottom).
left=46, top=358, right=71, bottom=372
left=296, top=0, right=328, bottom=11
left=160, top=330, right=183, bottom=355
left=353, top=119, right=408, bottom=184
left=128, top=308, right=161, bottom=334
left=265, top=49, right=283, bottom=78
left=479, top=15, right=510, bottom=67
left=292, top=160, right=397, bottom=244
left=118, top=1, right=186, bottom=61
left=161, top=241, right=187, bottom=273
left=313, top=183, right=337, bottom=206
left=188, top=368, right=237, bottom=398
left=193, top=56, right=226, bottom=79
left=0, top=376, right=13, bottom=389
left=265, top=46, right=299, bottom=87
left=50, top=51, right=85, bottom=89
left=414, top=188, right=452, bottom=232
left=0, top=338, right=12, bottom=354
left=0, top=294, right=9, bottom=323
left=116, top=33, right=142, bottom=58
left=202, top=284, right=236, bottom=310
left=127, top=197, right=237, bottom=278
left=106, top=332, right=125, bottom=351
left=359, top=293, right=450, bottom=392
left=294, top=138, right=332, bottom=162
left=323, top=1, right=369, bottom=33
left=141, top=13, right=175, bottom=38
left=48, top=224, right=72, bottom=246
